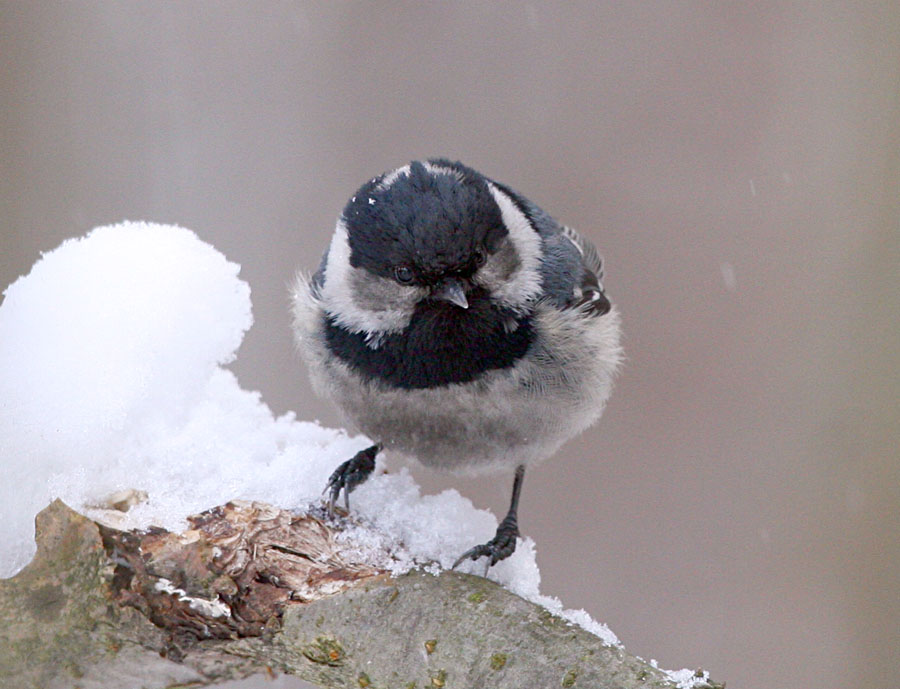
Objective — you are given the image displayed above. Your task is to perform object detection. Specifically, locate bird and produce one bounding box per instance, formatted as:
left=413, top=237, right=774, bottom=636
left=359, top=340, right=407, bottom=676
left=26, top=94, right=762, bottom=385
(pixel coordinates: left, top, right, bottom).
left=291, top=159, right=621, bottom=570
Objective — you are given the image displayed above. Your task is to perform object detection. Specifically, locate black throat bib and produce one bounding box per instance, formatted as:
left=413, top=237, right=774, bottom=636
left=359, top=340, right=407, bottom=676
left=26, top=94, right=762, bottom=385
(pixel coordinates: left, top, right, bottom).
left=324, top=293, right=534, bottom=390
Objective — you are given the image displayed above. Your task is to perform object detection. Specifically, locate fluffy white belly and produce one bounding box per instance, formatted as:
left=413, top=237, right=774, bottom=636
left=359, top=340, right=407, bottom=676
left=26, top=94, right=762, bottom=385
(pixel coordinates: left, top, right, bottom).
left=295, top=289, right=621, bottom=475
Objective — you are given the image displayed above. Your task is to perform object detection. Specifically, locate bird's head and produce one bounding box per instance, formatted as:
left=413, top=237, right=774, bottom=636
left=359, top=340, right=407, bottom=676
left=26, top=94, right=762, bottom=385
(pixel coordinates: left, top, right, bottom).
left=317, top=160, right=543, bottom=339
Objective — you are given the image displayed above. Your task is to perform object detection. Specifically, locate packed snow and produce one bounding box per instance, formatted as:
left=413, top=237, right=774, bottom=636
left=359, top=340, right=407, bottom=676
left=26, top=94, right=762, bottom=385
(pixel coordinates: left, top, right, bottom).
left=0, top=222, right=708, bottom=687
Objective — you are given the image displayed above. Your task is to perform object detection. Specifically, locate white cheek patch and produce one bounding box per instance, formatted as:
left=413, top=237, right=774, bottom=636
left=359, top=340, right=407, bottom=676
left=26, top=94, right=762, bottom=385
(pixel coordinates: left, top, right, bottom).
left=319, top=218, right=416, bottom=337
left=486, top=183, right=543, bottom=311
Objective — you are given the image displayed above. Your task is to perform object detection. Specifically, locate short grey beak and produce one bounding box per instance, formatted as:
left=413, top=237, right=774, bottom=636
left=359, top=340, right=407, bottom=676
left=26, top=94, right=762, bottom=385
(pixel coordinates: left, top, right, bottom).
left=431, top=278, right=469, bottom=309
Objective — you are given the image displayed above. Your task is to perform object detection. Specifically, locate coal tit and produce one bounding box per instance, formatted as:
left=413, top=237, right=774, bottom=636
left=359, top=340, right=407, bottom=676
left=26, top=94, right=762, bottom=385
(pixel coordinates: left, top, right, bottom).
left=292, top=160, right=621, bottom=569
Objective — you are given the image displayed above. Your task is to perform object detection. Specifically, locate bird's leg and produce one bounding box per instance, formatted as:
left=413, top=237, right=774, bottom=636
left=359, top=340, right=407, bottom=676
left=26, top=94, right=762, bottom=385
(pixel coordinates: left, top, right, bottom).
left=324, top=443, right=381, bottom=514
left=452, top=464, right=525, bottom=571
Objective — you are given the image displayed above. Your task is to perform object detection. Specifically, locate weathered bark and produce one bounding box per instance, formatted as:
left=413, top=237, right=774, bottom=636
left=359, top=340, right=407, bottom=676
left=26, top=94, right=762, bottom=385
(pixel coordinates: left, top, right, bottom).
left=0, top=500, right=722, bottom=689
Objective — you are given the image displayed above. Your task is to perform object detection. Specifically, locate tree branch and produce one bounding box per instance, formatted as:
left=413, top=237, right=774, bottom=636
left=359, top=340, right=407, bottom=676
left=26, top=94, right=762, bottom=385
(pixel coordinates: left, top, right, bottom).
left=0, top=500, right=722, bottom=689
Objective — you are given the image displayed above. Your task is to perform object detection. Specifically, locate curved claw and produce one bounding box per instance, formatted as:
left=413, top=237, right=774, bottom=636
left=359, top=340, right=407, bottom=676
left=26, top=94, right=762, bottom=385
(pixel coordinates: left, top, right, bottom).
left=451, top=513, right=520, bottom=571
left=451, top=545, right=489, bottom=571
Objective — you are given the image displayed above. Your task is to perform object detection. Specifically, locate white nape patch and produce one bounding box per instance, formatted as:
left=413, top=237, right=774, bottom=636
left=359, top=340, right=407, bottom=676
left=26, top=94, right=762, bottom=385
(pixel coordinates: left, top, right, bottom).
left=376, top=161, right=465, bottom=193
left=154, top=578, right=231, bottom=618
left=376, top=163, right=411, bottom=190
left=318, top=218, right=415, bottom=336
left=422, top=161, right=467, bottom=183
left=486, top=183, right=543, bottom=311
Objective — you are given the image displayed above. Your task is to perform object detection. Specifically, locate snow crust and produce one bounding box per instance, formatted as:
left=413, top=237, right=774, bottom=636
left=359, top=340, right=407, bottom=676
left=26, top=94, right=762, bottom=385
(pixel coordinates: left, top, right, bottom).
left=0, top=222, right=707, bottom=686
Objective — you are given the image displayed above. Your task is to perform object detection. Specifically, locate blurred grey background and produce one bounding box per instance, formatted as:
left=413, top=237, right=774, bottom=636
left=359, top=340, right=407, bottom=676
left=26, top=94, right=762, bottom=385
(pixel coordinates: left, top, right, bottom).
left=1, top=3, right=897, bottom=689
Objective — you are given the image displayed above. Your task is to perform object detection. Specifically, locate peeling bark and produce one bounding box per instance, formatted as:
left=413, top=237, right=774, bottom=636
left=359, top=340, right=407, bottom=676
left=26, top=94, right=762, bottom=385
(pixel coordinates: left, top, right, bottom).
left=0, top=500, right=723, bottom=689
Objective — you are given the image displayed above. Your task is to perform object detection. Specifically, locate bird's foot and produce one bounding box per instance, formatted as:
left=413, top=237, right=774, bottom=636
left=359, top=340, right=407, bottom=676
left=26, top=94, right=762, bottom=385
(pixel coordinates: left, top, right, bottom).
left=324, top=443, right=381, bottom=514
left=452, top=511, right=520, bottom=573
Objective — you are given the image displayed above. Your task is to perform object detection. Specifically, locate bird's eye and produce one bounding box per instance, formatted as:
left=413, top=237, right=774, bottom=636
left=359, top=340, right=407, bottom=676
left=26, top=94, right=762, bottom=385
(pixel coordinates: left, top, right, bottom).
left=394, top=266, right=414, bottom=284
left=473, top=249, right=487, bottom=267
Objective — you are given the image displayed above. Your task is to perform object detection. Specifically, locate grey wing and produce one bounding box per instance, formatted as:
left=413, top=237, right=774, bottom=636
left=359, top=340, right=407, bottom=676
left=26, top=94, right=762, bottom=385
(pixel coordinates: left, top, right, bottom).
left=484, top=176, right=610, bottom=315
left=310, top=249, right=329, bottom=297
left=559, top=225, right=611, bottom=316
left=560, top=225, right=603, bottom=283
